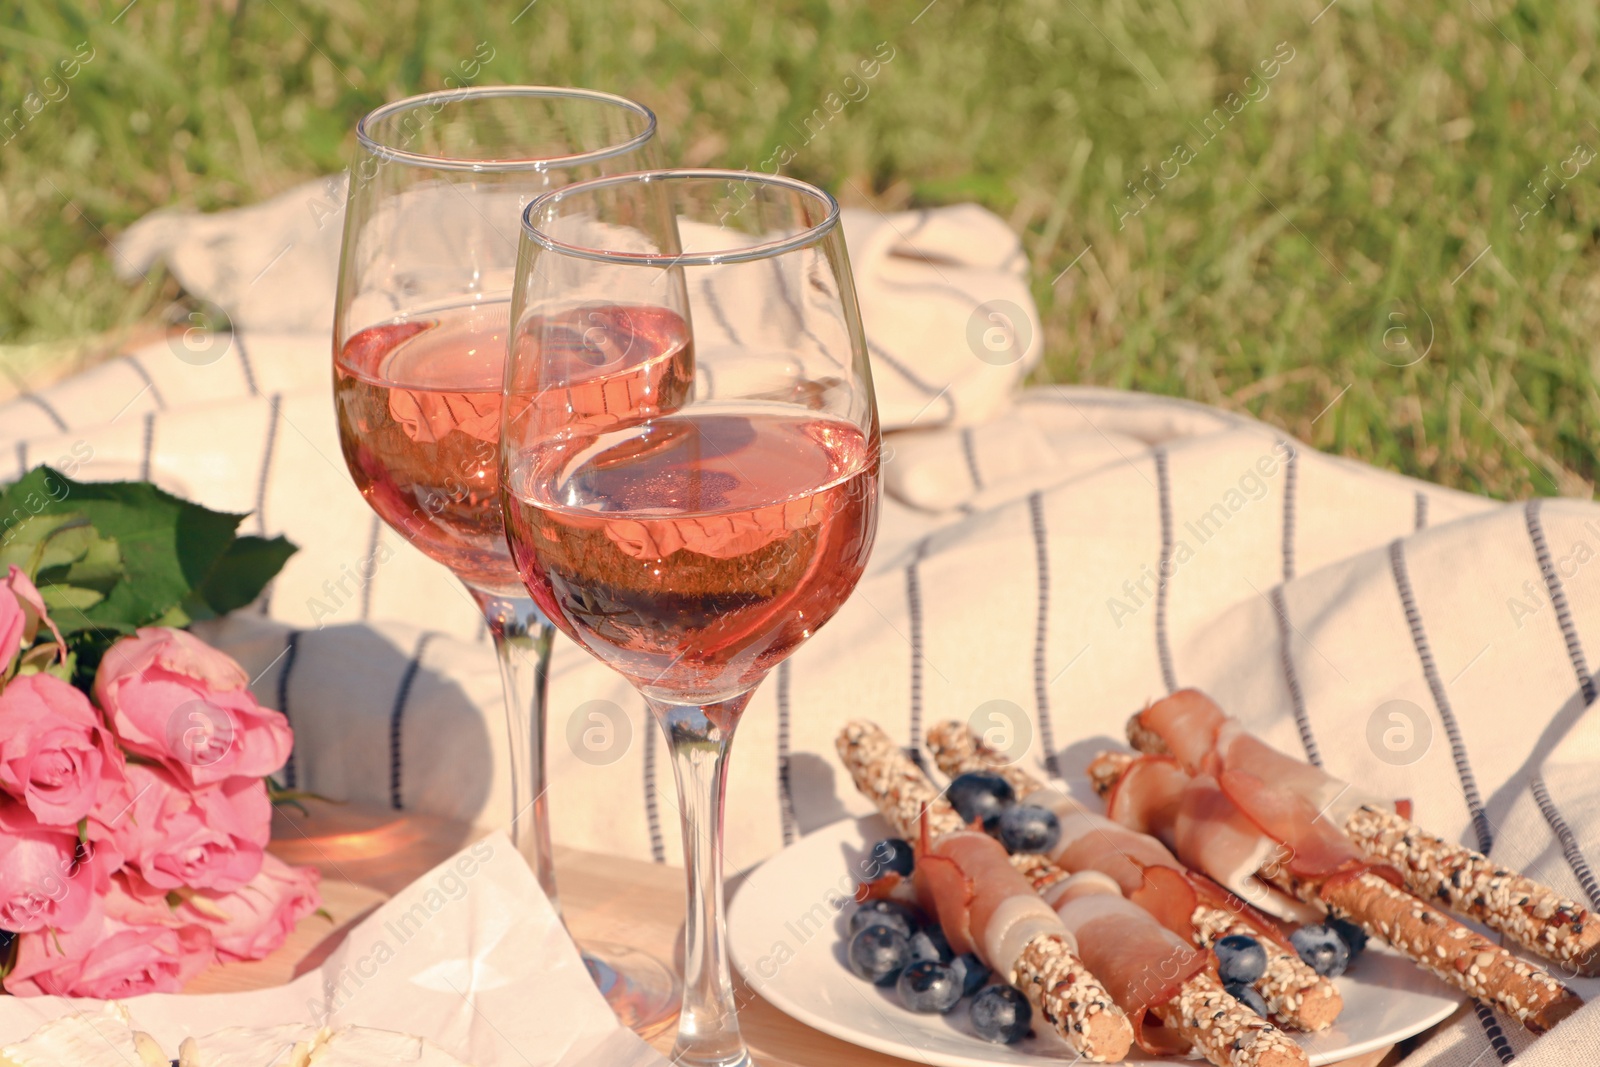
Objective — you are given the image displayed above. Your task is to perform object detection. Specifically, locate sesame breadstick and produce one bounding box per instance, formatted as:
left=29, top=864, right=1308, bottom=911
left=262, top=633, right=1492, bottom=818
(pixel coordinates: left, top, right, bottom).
left=1095, top=749, right=1585, bottom=1033
left=1154, top=971, right=1309, bottom=1067
left=1010, top=852, right=1309, bottom=1067
left=1189, top=901, right=1342, bottom=1032
left=836, top=722, right=1133, bottom=1062
left=1125, top=712, right=1600, bottom=978
left=935, top=723, right=1338, bottom=1032
left=1344, top=803, right=1600, bottom=977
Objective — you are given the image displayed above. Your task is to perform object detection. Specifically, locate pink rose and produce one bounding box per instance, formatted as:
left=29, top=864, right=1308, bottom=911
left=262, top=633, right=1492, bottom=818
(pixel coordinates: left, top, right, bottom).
left=113, top=763, right=271, bottom=892
left=0, top=673, right=123, bottom=826
left=182, top=853, right=322, bottom=962
left=94, top=626, right=293, bottom=785
left=0, top=800, right=99, bottom=933
left=5, top=885, right=215, bottom=998
left=0, top=566, right=60, bottom=671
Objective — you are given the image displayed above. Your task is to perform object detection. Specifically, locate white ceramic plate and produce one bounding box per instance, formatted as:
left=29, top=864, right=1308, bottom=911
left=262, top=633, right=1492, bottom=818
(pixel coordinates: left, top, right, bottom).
left=729, top=816, right=1464, bottom=1066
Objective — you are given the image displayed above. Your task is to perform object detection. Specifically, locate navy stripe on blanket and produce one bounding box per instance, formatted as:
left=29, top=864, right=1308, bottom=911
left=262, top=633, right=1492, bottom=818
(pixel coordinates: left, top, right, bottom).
left=866, top=338, right=952, bottom=415
left=1523, top=498, right=1600, bottom=913
left=389, top=632, right=436, bottom=810
left=139, top=412, right=155, bottom=482
left=1525, top=499, right=1596, bottom=704
left=1280, top=441, right=1298, bottom=582
left=276, top=630, right=302, bottom=789
left=905, top=539, right=929, bottom=766
left=777, top=659, right=798, bottom=846
left=118, top=353, right=167, bottom=411
left=643, top=708, right=666, bottom=863
left=1532, top=777, right=1600, bottom=912
left=235, top=333, right=261, bottom=397
left=1473, top=998, right=1517, bottom=1064
left=1389, top=539, right=1494, bottom=853
left=1271, top=584, right=1322, bottom=767
left=18, top=392, right=69, bottom=433
left=700, top=276, right=743, bottom=346
left=1154, top=446, right=1179, bottom=692
left=1027, top=491, right=1059, bottom=778
left=962, top=427, right=983, bottom=491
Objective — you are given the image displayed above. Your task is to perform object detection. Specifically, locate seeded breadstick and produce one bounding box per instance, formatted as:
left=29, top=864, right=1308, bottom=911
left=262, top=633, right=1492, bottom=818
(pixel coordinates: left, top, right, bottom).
left=1188, top=901, right=1342, bottom=1032
left=1153, top=970, right=1309, bottom=1067
left=1344, top=803, right=1600, bottom=977
left=924, top=721, right=1044, bottom=799
left=1012, top=851, right=1074, bottom=892
left=1009, top=853, right=1308, bottom=1065
left=836, top=721, right=966, bottom=839
left=836, top=722, right=1133, bottom=1062
left=1094, top=750, right=1585, bottom=1034
left=1125, top=712, right=1600, bottom=978
left=937, top=724, right=1338, bottom=1032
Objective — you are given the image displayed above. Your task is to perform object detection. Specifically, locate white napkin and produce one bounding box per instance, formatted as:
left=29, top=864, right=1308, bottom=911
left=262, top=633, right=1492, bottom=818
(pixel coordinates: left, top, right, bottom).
left=0, top=834, right=668, bottom=1067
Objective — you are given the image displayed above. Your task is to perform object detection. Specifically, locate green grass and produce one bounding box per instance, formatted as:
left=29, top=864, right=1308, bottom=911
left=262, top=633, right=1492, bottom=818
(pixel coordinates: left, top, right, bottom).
left=3, top=0, right=1598, bottom=499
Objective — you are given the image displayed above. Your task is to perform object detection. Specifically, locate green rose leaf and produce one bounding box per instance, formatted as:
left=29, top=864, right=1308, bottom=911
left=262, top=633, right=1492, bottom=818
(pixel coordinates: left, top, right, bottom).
left=190, top=534, right=300, bottom=618
left=0, top=467, right=296, bottom=633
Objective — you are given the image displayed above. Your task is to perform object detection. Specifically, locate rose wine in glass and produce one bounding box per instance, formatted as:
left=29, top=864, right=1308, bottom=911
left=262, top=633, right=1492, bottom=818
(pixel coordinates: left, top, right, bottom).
left=332, top=86, right=679, bottom=1034
left=505, top=171, right=881, bottom=1067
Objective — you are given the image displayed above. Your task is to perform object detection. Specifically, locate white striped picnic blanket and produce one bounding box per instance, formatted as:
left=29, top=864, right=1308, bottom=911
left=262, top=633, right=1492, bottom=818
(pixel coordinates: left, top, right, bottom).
left=3, top=179, right=1598, bottom=1063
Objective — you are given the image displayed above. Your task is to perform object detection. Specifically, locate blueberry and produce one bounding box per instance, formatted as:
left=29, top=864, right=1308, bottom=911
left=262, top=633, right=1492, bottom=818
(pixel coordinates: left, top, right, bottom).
left=1223, top=980, right=1270, bottom=1017
left=1290, top=923, right=1352, bottom=978
left=847, top=924, right=911, bottom=985
left=995, top=805, right=1061, bottom=855
left=848, top=900, right=920, bottom=939
left=870, top=838, right=915, bottom=879
left=1213, top=934, right=1268, bottom=985
left=1327, top=915, right=1369, bottom=959
left=908, top=926, right=953, bottom=964
left=970, top=984, right=1032, bottom=1044
left=897, top=959, right=963, bottom=1014
left=951, top=952, right=990, bottom=997
left=947, top=772, right=1015, bottom=827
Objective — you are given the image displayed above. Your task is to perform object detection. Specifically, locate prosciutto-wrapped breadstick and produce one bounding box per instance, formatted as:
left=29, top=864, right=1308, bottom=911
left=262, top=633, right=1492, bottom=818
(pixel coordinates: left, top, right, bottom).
left=928, top=721, right=1341, bottom=1032
left=840, top=722, right=1307, bottom=1066
left=836, top=722, right=1133, bottom=1062
left=1033, top=865, right=1309, bottom=1067
left=1091, top=748, right=1585, bottom=1033
left=1128, top=689, right=1600, bottom=977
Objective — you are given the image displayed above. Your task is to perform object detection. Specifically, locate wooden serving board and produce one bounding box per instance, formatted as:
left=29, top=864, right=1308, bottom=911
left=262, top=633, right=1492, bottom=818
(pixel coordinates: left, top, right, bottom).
left=187, top=799, right=1402, bottom=1066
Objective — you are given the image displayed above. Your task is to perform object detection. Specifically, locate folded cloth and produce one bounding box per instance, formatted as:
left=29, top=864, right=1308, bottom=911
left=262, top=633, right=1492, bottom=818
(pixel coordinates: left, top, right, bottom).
left=6, top=181, right=1600, bottom=1065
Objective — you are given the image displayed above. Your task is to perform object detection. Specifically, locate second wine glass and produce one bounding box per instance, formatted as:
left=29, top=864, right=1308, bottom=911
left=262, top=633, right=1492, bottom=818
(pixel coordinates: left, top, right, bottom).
left=504, top=171, right=882, bottom=1067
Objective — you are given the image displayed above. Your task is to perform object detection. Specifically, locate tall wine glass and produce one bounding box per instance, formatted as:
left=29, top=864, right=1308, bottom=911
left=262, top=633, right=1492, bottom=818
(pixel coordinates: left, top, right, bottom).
left=331, top=86, right=679, bottom=1033
left=503, top=171, right=882, bottom=1067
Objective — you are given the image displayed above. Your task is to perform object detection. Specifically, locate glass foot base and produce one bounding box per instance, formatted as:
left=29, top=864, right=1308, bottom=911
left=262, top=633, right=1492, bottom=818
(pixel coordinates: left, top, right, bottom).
left=583, top=939, right=681, bottom=1039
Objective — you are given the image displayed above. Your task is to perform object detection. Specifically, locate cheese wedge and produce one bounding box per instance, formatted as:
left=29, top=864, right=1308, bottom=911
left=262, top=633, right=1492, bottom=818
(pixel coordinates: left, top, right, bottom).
left=309, top=1026, right=471, bottom=1066
left=0, top=1004, right=168, bottom=1067
left=178, top=1024, right=322, bottom=1067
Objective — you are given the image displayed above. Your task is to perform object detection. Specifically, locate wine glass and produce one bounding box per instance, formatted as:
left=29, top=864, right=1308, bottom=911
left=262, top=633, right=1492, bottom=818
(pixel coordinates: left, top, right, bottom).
left=331, top=86, right=679, bottom=1034
left=503, top=171, right=882, bottom=1066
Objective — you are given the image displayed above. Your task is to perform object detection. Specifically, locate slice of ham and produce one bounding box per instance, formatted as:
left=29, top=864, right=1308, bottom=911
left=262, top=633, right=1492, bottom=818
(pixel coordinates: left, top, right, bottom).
left=1108, top=755, right=1338, bottom=921
left=1138, top=689, right=1228, bottom=771
left=1105, top=756, right=1191, bottom=840
left=913, top=827, right=1077, bottom=968
left=1052, top=885, right=1208, bottom=1055
left=1138, top=689, right=1382, bottom=826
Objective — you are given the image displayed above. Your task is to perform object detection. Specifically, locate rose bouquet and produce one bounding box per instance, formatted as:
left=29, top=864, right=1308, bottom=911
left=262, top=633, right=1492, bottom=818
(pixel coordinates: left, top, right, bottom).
left=0, top=466, right=318, bottom=997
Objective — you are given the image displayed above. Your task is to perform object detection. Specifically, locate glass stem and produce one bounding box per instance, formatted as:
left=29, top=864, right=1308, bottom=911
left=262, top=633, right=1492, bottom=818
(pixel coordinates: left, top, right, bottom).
left=647, top=693, right=754, bottom=1067
left=471, top=588, right=560, bottom=911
